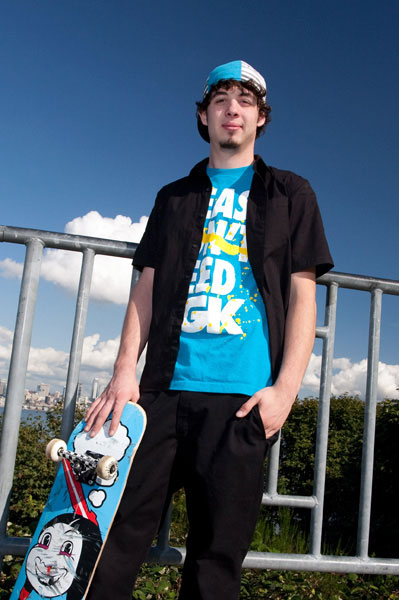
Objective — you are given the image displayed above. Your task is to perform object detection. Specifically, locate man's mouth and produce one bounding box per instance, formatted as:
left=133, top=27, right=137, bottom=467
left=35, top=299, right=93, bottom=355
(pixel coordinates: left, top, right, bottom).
left=223, top=123, right=241, bottom=130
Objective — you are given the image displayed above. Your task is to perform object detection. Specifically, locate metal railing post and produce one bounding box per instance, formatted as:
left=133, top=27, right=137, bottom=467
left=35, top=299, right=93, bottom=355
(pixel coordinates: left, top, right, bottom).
left=309, top=282, right=338, bottom=556
left=0, top=239, right=44, bottom=566
left=357, top=287, right=383, bottom=557
left=60, top=248, right=96, bottom=441
left=264, top=433, right=281, bottom=496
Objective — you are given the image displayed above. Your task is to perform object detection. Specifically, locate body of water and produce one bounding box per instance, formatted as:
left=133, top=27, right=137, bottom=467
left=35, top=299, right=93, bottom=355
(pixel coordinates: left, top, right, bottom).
left=0, top=407, right=48, bottom=422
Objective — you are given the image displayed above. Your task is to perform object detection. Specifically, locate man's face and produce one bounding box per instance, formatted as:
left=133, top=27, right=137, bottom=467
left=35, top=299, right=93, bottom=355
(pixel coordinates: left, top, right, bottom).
left=199, top=85, right=265, bottom=151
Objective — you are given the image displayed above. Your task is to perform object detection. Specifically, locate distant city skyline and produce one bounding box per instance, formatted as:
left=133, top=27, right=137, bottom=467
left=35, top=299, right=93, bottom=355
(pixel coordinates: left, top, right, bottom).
left=0, top=377, right=106, bottom=401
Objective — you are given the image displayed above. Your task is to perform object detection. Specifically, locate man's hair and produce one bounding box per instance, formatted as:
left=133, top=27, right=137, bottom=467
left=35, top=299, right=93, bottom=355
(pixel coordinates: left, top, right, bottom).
left=196, top=79, right=272, bottom=143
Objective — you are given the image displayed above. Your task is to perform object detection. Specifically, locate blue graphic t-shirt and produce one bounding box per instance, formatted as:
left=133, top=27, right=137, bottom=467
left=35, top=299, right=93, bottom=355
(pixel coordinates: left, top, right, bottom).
left=170, top=164, right=272, bottom=395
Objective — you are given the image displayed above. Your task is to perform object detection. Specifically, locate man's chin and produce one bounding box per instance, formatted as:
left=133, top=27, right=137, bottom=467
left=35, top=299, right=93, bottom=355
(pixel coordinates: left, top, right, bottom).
left=219, top=139, right=240, bottom=150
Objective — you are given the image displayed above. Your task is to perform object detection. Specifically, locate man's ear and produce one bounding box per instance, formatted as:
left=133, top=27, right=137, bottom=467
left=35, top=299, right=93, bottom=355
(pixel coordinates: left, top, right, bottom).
left=199, top=110, right=208, bottom=126
left=257, top=112, right=266, bottom=128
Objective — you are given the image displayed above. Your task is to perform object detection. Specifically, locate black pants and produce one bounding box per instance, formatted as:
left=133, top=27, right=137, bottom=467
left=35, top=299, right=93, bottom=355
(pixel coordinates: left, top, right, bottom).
left=86, top=390, right=277, bottom=600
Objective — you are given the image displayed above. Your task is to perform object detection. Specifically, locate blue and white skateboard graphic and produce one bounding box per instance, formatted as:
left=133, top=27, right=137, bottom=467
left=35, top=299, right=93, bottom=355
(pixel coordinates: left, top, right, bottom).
left=11, top=402, right=146, bottom=600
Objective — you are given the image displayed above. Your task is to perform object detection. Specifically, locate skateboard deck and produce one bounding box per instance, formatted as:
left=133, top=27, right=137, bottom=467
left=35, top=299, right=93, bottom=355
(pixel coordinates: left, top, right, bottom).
left=11, top=402, right=146, bottom=600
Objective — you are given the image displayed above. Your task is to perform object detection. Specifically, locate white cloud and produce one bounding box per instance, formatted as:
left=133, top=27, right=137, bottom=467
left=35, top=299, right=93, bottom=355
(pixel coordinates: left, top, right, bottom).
left=0, top=329, right=70, bottom=390
left=0, top=324, right=147, bottom=397
left=0, top=211, right=148, bottom=305
left=82, top=334, right=120, bottom=369
left=0, top=326, right=13, bottom=365
left=0, top=258, right=23, bottom=279
left=74, top=419, right=131, bottom=462
left=301, top=353, right=399, bottom=400
left=0, top=325, right=13, bottom=345
left=27, top=346, right=69, bottom=376
left=302, top=353, right=322, bottom=391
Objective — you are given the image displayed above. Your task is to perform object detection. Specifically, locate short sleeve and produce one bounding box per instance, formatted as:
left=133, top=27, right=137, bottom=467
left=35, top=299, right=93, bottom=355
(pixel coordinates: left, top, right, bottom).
left=132, top=193, right=163, bottom=271
left=289, top=179, right=334, bottom=278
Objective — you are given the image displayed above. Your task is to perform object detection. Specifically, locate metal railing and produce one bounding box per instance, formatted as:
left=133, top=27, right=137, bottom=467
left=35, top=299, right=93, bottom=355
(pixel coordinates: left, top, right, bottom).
left=1, top=224, right=399, bottom=576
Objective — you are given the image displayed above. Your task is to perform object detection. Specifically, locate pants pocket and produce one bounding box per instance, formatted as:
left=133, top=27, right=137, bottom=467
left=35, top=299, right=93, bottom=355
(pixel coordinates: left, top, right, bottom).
left=251, top=403, right=266, bottom=438
left=251, top=405, right=280, bottom=447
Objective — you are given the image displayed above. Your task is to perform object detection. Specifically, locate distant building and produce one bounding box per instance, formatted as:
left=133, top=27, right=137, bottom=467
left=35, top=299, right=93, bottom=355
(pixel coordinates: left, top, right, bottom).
left=91, top=378, right=99, bottom=400
left=37, top=383, right=50, bottom=398
left=78, top=395, right=91, bottom=410
left=0, top=378, right=7, bottom=397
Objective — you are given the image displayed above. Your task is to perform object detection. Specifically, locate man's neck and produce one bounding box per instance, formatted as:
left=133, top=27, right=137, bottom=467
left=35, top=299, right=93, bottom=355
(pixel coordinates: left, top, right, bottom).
left=207, top=144, right=255, bottom=169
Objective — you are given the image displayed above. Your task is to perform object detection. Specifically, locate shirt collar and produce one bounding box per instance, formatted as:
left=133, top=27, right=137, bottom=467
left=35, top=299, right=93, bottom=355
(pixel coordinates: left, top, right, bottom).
left=189, top=155, right=272, bottom=181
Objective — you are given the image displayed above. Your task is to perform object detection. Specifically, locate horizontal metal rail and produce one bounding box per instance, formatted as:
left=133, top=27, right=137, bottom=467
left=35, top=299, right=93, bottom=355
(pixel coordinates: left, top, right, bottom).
left=0, top=224, right=138, bottom=258
left=1, top=224, right=398, bottom=577
left=146, top=546, right=399, bottom=575
left=318, top=270, right=399, bottom=295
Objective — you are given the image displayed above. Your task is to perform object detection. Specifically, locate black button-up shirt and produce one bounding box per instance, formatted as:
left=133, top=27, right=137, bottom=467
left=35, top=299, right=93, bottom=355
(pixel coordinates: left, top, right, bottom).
left=133, top=155, right=333, bottom=391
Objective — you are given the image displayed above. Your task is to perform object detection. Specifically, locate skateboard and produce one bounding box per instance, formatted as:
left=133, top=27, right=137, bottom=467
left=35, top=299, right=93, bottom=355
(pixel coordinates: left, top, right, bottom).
left=11, top=402, right=147, bottom=600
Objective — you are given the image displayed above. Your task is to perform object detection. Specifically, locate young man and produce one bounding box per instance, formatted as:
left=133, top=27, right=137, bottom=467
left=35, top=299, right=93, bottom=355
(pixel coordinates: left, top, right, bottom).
left=85, top=60, right=333, bottom=600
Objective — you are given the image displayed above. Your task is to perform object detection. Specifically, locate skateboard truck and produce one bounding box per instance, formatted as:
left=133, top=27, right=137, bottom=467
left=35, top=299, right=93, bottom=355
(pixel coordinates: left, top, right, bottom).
left=46, top=439, right=118, bottom=485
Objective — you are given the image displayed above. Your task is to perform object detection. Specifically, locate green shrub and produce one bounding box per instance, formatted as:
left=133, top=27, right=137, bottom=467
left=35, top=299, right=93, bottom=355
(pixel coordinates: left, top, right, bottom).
left=2, top=397, right=399, bottom=599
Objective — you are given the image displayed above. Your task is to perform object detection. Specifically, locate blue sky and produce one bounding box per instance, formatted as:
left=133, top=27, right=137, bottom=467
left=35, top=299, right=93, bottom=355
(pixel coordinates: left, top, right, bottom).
left=0, top=0, right=398, bottom=398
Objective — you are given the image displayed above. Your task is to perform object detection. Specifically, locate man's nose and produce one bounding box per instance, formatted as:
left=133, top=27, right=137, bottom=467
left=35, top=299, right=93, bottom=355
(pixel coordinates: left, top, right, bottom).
left=226, top=99, right=239, bottom=116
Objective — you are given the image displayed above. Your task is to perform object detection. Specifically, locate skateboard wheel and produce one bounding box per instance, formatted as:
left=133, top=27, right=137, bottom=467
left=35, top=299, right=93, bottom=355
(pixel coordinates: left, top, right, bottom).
left=96, top=456, right=118, bottom=480
left=46, top=438, right=67, bottom=462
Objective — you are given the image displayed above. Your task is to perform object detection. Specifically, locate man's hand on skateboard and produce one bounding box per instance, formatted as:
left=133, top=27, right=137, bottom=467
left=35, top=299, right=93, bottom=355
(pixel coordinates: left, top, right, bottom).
left=85, top=371, right=140, bottom=437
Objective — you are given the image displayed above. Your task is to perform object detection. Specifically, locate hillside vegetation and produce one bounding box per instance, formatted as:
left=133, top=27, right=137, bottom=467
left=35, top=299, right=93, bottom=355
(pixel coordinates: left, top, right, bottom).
left=1, top=396, right=399, bottom=599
